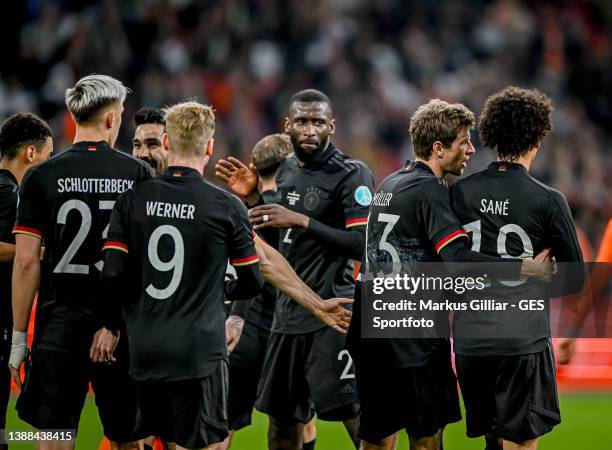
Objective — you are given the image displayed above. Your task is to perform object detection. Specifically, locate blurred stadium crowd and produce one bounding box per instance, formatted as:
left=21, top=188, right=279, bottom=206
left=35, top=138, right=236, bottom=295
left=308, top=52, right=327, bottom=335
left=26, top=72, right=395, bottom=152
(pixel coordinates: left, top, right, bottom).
left=0, top=0, right=610, bottom=243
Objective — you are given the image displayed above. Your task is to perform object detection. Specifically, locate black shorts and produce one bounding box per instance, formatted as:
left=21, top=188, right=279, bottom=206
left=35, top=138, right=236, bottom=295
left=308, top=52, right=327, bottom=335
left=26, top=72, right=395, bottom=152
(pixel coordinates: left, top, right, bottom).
left=228, top=321, right=269, bottom=430
left=255, top=327, right=358, bottom=424
left=16, top=342, right=140, bottom=442
left=0, top=328, right=11, bottom=430
left=133, top=359, right=229, bottom=448
left=455, top=342, right=561, bottom=443
left=356, top=344, right=461, bottom=443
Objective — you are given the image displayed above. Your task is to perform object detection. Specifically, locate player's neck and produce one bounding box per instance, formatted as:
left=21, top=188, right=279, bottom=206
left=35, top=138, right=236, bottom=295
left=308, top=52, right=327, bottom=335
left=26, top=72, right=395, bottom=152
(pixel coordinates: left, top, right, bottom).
left=73, top=128, right=112, bottom=147
left=259, top=176, right=277, bottom=192
left=415, top=157, right=447, bottom=179
left=0, top=158, right=26, bottom=184
left=166, top=154, right=205, bottom=175
left=498, top=152, right=535, bottom=172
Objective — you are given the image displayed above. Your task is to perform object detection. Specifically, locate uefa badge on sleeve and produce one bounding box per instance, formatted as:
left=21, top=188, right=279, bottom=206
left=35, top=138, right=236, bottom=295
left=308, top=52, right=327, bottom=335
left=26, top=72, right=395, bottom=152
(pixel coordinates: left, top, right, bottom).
left=355, top=186, right=373, bottom=206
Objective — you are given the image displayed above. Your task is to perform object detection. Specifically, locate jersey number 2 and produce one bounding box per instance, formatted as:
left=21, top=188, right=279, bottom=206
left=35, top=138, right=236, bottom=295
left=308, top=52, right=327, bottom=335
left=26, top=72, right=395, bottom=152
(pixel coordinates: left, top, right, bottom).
left=53, top=199, right=114, bottom=274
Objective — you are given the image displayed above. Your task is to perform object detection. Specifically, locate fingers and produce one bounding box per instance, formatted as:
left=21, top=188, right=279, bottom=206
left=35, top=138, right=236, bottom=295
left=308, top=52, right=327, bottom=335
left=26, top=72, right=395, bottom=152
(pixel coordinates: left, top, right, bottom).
left=332, top=325, right=348, bottom=334
left=9, top=365, right=21, bottom=389
left=228, top=156, right=249, bottom=170
left=227, top=338, right=237, bottom=353
left=335, top=298, right=354, bottom=305
left=249, top=205, right=276, bottom=217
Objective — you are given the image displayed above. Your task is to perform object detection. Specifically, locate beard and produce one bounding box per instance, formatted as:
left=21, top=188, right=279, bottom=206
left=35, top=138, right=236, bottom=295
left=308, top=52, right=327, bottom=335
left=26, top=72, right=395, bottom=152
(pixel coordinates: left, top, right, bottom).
left=291, top=136, right=329, bottom=164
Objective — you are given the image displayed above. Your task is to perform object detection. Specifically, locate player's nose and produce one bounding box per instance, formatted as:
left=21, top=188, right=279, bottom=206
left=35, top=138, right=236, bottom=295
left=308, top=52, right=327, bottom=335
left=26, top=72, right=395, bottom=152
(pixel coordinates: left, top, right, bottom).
left=466, top=141, right=475, bottom=155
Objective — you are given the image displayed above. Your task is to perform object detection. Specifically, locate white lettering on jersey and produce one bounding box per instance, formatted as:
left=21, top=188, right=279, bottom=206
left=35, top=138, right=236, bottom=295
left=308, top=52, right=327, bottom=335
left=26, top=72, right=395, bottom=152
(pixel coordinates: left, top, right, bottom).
left=372, top=191, right=393, bottom=207
left=57, top=178, right=134, bottom=194
left=146, top=201, right=195, bottom=219
left=479, top=198, right=509, bottom=216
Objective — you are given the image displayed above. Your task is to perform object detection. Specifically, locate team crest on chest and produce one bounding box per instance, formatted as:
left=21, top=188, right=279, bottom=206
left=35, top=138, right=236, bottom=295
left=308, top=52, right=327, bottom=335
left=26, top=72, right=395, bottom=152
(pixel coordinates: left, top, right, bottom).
left=304, top=188, right=321, bottom=211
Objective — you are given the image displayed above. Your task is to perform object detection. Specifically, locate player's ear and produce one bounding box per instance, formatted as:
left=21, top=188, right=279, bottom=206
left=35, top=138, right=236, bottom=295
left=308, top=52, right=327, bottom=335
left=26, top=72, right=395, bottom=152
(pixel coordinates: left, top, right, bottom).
left=205, top=138, right=214, bottom=158
left=432, top=141, right=444, bottom=159
left=162, top=133, right=170, bottom=152
left=328, top=118, right=336, bottom=136
left=23, top=145, right=37, bottom=164
left=106, top=110, right=115, bottom=130
left=283, top=117, right=290, bottom=134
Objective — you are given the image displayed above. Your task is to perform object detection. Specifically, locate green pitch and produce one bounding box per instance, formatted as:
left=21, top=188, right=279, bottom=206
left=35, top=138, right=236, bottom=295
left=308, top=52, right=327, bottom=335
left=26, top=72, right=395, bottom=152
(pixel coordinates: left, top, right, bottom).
left=6, top=393, right=612, bottom=449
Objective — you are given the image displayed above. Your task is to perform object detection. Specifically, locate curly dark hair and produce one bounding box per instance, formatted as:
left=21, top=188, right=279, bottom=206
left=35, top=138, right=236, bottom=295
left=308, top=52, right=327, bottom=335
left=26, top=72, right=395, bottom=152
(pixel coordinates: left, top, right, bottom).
left=479, top=86, right=552, bottom=160
left=134, top=107, right=165, bottom=127
left=0, top=113, right=52, bottom=161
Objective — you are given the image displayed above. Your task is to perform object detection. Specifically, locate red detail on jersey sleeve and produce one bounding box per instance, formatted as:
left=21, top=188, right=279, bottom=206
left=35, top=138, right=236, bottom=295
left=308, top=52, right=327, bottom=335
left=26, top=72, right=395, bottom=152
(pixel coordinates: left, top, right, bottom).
left=13, top=225, right=43, bottom=238
left=434, top=229, right=468, bottom=253
left=231, top=254, right=259, bottom=266
left=346, top=217, right=368, bottom=228
left=102, top=240, right=129, bottom=253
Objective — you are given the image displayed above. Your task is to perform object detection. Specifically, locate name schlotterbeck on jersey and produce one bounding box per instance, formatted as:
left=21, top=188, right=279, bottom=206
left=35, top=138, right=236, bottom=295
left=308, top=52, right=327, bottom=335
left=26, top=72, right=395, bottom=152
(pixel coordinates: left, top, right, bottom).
left=360, top=262, right=609, bottom=339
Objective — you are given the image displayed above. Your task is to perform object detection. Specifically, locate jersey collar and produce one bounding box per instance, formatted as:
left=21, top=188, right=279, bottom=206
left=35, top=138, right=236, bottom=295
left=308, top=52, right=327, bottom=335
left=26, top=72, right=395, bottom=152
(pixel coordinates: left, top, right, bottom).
left=0, top=168, right=18, bottom=186
left=161, top=166, right=203, bottom=180
left=298, top=141, right=338, bottom=168
left=488, top=161, right=528, bottom=174
left=407, top=161, right=435, bottom=176
left=72, top=141, right=113, bottom=152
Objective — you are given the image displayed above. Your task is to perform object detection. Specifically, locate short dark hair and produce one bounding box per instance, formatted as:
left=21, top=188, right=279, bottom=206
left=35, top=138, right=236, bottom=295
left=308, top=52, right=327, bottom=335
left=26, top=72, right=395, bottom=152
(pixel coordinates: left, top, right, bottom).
left=479, top=86, right=552, bottom=160
left=134, top=108, right=166, bottom=127
left=289, top=89, right=332, bottom=112
left=252, top=134, right=293, bottom=178
left=0, top=113, right=52, bottom=161
left=409, top=99, right=475, bottom=159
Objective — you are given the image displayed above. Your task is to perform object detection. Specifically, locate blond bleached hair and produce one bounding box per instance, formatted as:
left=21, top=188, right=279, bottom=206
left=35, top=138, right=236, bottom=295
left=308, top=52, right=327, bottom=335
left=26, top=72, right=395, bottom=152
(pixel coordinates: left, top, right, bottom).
left=164, top=101, right=215, bottom=155
left=409, top=99, right=475, bottom=159
left=65, top=74, right=129, bottom=124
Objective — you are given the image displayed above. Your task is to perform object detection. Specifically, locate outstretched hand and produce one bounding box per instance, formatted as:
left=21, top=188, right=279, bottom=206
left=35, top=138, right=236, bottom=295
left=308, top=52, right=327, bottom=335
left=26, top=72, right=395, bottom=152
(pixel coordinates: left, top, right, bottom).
left=215, top=157, right=259, bottom=197
left=313, top=298, right=354, bottom=334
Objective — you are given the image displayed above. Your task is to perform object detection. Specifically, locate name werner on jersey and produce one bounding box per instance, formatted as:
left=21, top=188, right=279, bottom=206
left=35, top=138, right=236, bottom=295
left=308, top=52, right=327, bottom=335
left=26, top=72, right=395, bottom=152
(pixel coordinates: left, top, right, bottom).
left=146, top=201, right=195, bottom=219
left=57, top=177, right=134, bottom=194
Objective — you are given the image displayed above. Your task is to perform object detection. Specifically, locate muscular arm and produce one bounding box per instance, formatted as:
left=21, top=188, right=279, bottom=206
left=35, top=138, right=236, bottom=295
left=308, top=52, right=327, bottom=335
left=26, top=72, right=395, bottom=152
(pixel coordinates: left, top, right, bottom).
left=0, top=241, right=15, bottom=262
left=253, top=235, right=351, bottom=333
left=306, top=219, right=366, bottom=260
left=12, top=234, right=41, bottom=332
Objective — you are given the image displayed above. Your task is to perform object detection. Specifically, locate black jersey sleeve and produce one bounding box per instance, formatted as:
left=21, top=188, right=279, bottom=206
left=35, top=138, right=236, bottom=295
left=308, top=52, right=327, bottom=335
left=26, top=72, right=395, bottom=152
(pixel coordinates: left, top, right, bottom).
left=100, top=193, right=132, bottom=330
left=0, top=184, right=17, bottom=244
left=225, top=195, right=263, bottom=301
left=13, top=167, right=46, bottom=239
left=419, top=179, right=468, bottom=253
left=422, top=179, right=522, bottom=278
left=547, top=191, right=585, bottom=295
left=304, top=163, right=373, bottom=259
left=338, top=162, right=374, bottom=228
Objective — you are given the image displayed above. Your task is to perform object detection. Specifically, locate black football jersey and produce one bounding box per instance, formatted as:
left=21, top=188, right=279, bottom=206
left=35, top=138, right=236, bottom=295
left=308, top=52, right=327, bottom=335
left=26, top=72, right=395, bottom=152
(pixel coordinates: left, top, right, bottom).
left=272, top=143, right=374, bottom=334
left=0, top=169, right=18, bottom=328
left=103, top=166, right=260, bottom=381
left=13, top=141, right=153, bottom=353
left=349, top=161, right=468, bottom=368
left=450, top=161, right=585, bottom=356
left=243, top=189, right=281, bottom=331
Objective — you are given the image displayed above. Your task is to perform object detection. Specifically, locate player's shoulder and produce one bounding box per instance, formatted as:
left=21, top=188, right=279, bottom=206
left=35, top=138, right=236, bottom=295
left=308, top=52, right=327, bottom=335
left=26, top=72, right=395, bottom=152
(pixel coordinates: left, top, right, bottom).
left=109, top=147, right=154, bottom=172
left=0, top=171, right=17, bottom=190
left=325, top=147, right=371, bottom=175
